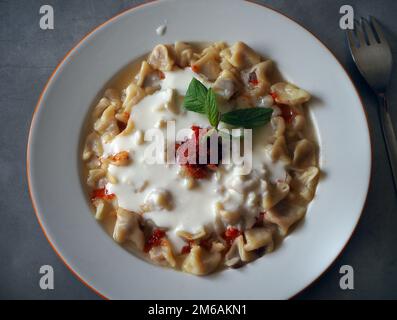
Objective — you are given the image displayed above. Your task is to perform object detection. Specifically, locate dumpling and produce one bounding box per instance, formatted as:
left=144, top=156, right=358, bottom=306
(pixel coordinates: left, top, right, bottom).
left=265, top=136, right=291, bottom=164
left=94, top=105, right=120, bottom=141
left=225, top=42, right=261, bottom=70
left=291, top=166, right=320, bottom=201
left=213, top=70, right=240, bottom=100
left=262, top=181, right=290, bottom=210
left=174, top=41, right=196, bottom=68
left=86, top=168, right=106, bottom=188
left=83, top=132, right=103, bottom=160
left=122, top=83, right=145, bottom=112
left=113, top=208, right=145, bottom=250
left=265, top=200, right=306, bottom=236
left=191, top=48, right=221, bottom=81
left=135, top=61, right=154, bottom=87
left=242, top=60, right=273, bottom=98
left=149, top=238, right=177, bottom=267
left=182, top=245, right=222, bottom=275
left=293, top=139, right=316, bottom=168
left=224, top=235, right=255, bottom=267
left=147, top=44, right=175, bottom=71
left=270, top=82, right=311, bottom=106
left=142, top=188, right=173, bottom=211
left=244, top=227, right=274, bottom=252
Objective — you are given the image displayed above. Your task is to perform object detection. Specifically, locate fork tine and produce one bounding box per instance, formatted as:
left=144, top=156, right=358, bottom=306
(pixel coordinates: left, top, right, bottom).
left=361, top=17, right=377, bottom=45
left=346, top=28, right=357, bottom=51
left=354, top=19, right=367, bottom=47
left=370, top=16, right=387, bottom=43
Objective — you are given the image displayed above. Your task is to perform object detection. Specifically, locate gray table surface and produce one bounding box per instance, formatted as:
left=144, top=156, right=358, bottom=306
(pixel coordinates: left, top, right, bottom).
left=1, top=0, right=396, bottom=300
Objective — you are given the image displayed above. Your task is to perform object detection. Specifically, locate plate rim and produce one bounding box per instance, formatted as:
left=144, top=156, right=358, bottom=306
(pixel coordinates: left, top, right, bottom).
left=26, top=0, right=372, bottom=300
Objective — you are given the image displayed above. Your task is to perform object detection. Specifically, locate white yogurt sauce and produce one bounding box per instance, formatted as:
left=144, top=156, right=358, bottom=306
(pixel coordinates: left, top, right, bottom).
left=155, top=25, right=167, bottom=36
left=103, top=68, right=286, bottom=250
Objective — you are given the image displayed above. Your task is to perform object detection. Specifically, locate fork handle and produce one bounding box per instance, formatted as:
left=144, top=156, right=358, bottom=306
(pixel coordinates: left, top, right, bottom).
left=378, top=93, right=397, bottom=191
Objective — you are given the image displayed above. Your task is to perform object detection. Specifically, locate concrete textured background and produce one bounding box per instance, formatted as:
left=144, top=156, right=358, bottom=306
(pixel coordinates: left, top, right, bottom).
left=0, top=0, right=396, bottom=300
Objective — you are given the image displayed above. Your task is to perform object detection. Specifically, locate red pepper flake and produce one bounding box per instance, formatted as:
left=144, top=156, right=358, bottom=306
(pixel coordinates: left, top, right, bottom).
left=280, top=104, right=298, bottom=124
left=175, top=125, right=221, bottom=180
left=181, top=245, right=191, bottom=255
left=199, top=239, right=212, bottom=251
left=222, top=227, right=242, bottom=246
left=248, top=71, right=259, bottom=86
left=270, top=92, right=278, bottom=101
left=123, top=112, right=130, bottom=119
left=91, top=188, right=115, bottom=201
left=184, top=165, right=208, bottom=179
left=180, top=239, right=212, bottom=254
left=191, top=64, right=200, bottom=73
left=158, top=71, right=165, bottom=80
left=180, top=240, right=194, bottom=254
left=144, top=229, right=166, bottom=253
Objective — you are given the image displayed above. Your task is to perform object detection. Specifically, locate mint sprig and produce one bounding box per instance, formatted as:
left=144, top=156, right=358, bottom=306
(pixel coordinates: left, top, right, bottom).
left=206, top=88, right=220, bottom=128
left=221, top=108, right=273, bottom=128
left=183, top=78, right=273, bottom=129
left=183, top=78, right=208, bottom=114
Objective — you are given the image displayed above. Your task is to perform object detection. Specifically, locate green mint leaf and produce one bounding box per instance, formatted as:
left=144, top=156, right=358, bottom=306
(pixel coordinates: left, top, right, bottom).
left=220, top=107, right=273, bottom=128
left=206, top=88, right=220, bottom=128
left=183, top=78, right=208, bottom=114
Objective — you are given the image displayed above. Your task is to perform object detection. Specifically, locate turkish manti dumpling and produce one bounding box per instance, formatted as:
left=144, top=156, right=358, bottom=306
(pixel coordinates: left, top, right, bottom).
left=82, top=42, right=320, bottom=275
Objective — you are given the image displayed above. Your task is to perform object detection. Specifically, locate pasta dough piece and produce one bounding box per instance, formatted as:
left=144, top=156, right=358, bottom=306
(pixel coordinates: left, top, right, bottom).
left=142, top=188, right=173, bottom=211
left=271, top=116, right=286, bottom=138
left=104, top=88, right=122, bottom=110
left=182, top=245, right=222, bottom=275
left=212, top=69, right=240, bottom=100
left=226, top=42, right=261, bottom=70
left=94, top=105, right=120, bottom=141
left=92, top=97, right=111, bottom=119
left=290, top=114, right=306, bottom=132
left=266, top=136, right=291, bottom=164
left=174, top=41, right=195, bottom=68
left=122, top=83, right=145, bottom=112
left=92, top=198, right=110, bottom=220
left=83, top=132, right=103, bottom=160
left=149, top=239, right=177, bottom=267
left=265, top=200, right=306, bottom=236
left=113, top=208, right=144, bottom=250
left=293, top=139, right=316, bottom=168
left=224, top=235, right=255, bottom=267
left=191, top=48, right=221, bottom=81
left=243, top=60, right=273, bottom=98
left=86, top=168, right=106, bottom=187
left=135, top=61, right=155, bottom=87
left=177, top=228, right=206, bottom=241
left=262, top=181, right=290, bottom=211
left=291, top=166, right=320, bottom=201
left=244, top=227, right=274, bottom=252
left=148, top=44, right=175, bottom=71
left=270, top=82, right=311, bottom=106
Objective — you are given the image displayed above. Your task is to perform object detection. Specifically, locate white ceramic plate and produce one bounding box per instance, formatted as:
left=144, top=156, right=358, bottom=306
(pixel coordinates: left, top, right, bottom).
left=28, top=0, right=371, bottom=299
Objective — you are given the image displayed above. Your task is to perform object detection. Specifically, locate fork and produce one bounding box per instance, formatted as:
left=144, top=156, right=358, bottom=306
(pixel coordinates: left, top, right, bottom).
left=347, top=17, right=397, bottom=191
